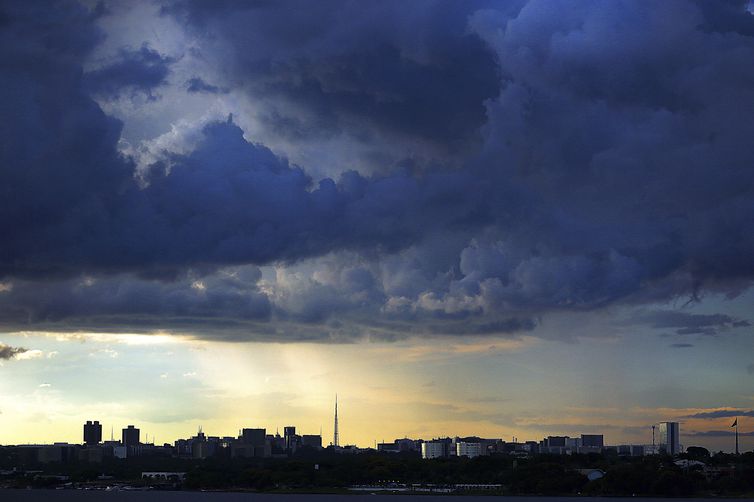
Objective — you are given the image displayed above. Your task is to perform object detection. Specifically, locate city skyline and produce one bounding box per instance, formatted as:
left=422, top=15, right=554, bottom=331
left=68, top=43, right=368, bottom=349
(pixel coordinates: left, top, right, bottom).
left=2, top=390, right=751, bottom=455
left=1, top=1, right=754, bottom=456
left=3, top=413, right=724, bottom=457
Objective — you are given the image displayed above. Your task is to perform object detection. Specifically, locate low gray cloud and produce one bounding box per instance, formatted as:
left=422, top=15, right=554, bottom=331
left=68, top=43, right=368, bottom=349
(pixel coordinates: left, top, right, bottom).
left=670, top=343, right=694, bottom=349
left=683, top=409, right=754, bottom=419
left=628, top=310, right=750, bottom=336
left=686, top=430, right=754, bottom=437
left=0, top=343, right=28, bottom=360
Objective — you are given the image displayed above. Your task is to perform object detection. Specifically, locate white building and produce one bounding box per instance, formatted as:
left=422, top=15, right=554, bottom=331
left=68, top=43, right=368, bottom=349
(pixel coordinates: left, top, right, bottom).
left=421, top=441, right=448, bottom=459
left=456, top=442, right=482, bottom=458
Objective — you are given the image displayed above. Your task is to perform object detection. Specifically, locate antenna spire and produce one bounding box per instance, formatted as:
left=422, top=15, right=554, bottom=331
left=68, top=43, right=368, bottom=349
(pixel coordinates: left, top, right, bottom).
left=333, top=393, right=339, bottom=447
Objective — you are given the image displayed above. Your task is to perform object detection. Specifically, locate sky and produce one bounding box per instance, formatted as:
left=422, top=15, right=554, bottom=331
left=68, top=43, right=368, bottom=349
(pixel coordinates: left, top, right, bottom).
left=1, top=0, right=753, bottom=453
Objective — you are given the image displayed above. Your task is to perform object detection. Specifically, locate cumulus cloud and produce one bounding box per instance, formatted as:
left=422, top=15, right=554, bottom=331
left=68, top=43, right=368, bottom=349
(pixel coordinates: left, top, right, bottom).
left=1, top=1, right=754, bottom=341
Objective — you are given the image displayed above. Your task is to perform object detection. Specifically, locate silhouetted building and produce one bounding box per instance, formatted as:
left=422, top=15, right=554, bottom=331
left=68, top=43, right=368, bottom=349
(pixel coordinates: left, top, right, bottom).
left=79, top=446, right=104, bottom=463
left=543, top=435, right=567, bottom=447
left=284, top=426, right=295, bottom=448
left=233, top=428, right=270, bottom=458
left=378, top=442, right=399, bottom=452
left=581, top=434, right=604, bottom=448
left=83, top=420, right=102, bottom=445
left=268, top=432, right=285, bottom=453
left=612, top=444, right=645, bottom=456
left=36, top=444, right=79, bottom=464
left=378, top=437, right=418, bottom=453
left=659, top=422, right=680, bottom=455
left=241, top=428, right=266, bottom=446
left=301, top=434, right=322, bottom=449
left=122, top=425, right=140, bottom=447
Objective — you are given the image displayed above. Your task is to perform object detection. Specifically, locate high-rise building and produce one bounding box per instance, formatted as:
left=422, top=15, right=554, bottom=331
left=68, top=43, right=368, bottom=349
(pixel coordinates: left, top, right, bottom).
left=284, top=426, right=296, bottom=449
left=122, top=425, right=140, bottom=447
left=241, top=428, right=266, bottom=446
left=234, top=428, right=270, bottom=458
left=658, top=422, right=680, bottom=455
left=83, top=420, right=102, bottom=445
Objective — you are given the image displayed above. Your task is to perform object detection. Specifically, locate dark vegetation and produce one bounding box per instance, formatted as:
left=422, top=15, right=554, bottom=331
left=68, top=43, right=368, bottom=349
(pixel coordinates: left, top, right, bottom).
left=1, top=446, right=753, bottom=496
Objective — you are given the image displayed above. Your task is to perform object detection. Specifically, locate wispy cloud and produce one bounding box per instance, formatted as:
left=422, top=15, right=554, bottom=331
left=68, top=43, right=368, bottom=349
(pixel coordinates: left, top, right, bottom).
left=683, top=409, right=754, bottom=419
left=686, top=430, right=754, bottom=437
left=628, top=310, right=750, bottom=336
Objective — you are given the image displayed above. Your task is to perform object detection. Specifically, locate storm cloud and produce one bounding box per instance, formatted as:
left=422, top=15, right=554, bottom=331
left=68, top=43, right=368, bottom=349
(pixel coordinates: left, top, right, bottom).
left=85, top=44, right=174, bottom=98
left=1, top=0, right=754, bottom=341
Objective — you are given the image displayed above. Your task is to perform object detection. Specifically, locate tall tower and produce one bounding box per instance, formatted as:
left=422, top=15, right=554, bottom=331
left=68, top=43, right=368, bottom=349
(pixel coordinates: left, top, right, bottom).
left=333, top=394, right=339, bottom=447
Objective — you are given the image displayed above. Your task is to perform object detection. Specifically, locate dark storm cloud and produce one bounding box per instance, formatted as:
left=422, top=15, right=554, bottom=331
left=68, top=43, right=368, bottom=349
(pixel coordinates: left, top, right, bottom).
left=684, top=409, right=754, bottom=419
left=0, top=343, right=27, bottom=360
left=1, top=1, right=754, bottom=340
left=185, top=76, right=226, bottom=94
left=1, top=111, right=482, bottom=278
left=162, top=0, right=505, bottom=152
left=85, top=45, right=174, bottom=98
left=628, top=311, right=750, bottom=336
left=0, top=268, right=271, bottom=331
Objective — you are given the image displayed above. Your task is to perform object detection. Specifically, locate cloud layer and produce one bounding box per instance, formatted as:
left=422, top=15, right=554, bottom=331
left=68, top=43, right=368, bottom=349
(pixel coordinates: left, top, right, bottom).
left=1, top=1, right=754, bottom=341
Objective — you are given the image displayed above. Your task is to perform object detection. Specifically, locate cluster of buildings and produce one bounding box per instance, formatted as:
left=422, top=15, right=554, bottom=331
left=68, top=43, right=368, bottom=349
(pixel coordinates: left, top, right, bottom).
left=174, top=425, right=324, bottom=460
left=5, top=419, right=686, bottom=465
left=11, top=420, right=324, bottom=465
left=377, top=422, right=682, bottom=460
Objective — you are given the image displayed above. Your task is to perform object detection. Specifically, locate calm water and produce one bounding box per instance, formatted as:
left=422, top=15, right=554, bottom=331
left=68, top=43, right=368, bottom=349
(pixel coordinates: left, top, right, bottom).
left=0, top=493, right=743, bottom=502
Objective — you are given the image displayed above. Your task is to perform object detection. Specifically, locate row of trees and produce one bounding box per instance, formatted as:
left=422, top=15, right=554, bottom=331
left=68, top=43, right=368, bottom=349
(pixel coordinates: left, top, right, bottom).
left=2, top=446, right=754, bottom=495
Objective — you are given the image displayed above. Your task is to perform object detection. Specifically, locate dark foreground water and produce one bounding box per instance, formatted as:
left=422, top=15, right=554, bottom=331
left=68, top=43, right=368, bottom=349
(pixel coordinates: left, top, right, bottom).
left=0, top=493, right=745, bottom=502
